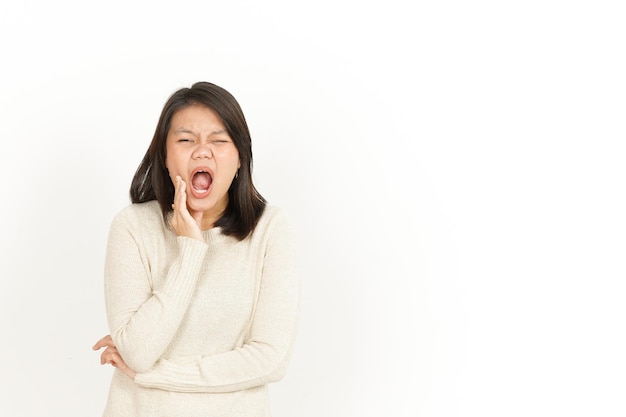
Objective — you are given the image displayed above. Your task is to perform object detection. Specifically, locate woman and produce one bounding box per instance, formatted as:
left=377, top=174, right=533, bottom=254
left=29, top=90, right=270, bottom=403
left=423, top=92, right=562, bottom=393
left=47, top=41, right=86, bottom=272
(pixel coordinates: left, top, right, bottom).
left=92, top=82, right=299, bottom=417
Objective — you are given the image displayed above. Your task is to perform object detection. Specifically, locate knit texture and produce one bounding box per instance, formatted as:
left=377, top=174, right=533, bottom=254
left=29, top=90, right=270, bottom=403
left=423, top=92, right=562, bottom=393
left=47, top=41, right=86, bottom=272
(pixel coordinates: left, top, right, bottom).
left=101, top=200, right=299, bottom=417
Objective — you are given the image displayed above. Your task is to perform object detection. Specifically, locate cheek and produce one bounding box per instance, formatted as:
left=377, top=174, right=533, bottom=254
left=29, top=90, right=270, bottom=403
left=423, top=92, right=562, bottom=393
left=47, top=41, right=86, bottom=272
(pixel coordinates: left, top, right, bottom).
left=230, top=156, right=240, bottom=174
left=165, top=149, right=185, bottom=175
left=165, top=158, right=175, bottom=182
left=232, top=150, right=241, bottom=170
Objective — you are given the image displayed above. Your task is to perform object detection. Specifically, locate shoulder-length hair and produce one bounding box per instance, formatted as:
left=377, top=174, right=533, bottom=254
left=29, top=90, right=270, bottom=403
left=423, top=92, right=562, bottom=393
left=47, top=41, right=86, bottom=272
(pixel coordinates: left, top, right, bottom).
left=130, top=81, right=266, bottom=240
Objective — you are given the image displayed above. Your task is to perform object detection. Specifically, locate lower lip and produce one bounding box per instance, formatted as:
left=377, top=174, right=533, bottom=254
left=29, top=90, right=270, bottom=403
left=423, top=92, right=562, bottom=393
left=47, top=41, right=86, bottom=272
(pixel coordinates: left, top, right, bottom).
left=189, top=184, right=212, bottom=199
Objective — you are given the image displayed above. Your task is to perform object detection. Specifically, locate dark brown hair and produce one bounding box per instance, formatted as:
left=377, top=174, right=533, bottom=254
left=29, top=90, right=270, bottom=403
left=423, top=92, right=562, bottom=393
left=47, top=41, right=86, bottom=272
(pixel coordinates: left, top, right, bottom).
left=130, top=81, right=266, bottom=240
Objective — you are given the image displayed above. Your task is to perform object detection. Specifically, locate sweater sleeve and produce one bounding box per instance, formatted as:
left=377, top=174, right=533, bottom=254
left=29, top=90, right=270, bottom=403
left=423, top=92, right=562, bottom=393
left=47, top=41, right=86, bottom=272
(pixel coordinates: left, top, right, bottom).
left=133, top=210, right=300, bottom=393
left=104, top=207, right=209, bottom=373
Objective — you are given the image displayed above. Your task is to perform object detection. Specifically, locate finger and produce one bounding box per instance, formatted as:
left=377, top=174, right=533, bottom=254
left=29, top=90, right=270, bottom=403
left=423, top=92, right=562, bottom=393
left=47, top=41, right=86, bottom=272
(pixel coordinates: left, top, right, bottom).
left=174, top=178, right=192, bottom=225
left=111, top=356, right=126, bottom=370
left=101, top=349, right=110, bottom=364
left=176, top=177, right=187, bottom=213
left=174, top=175, right=180, bottom=190
left=100, top=346, right=119, bottom=364
left=92, top=335, right=114, bottom=350
left=173, top=177, right=181, bottom=212
left=104, top=351, right=129, bottom=374
left=109, top=352, right=122, bottom=367
left=103, top=355, right=120, bottom=367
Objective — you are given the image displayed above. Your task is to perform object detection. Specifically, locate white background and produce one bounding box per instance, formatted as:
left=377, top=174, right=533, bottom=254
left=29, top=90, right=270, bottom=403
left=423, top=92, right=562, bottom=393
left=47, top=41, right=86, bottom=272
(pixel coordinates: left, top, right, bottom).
left=1, top=1, right=625, bottom=416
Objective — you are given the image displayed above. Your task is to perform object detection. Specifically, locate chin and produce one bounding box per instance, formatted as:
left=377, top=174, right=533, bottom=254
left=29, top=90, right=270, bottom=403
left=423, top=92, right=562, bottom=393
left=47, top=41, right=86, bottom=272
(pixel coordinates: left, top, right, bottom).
left=187, top=199, right=213, bottom=213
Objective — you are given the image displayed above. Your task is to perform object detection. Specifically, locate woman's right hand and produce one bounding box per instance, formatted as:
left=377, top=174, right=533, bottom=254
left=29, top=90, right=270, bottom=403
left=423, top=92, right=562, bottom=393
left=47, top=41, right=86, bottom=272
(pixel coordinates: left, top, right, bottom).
left=93, top=335, right=137, bottom=379
left=170, top=175, right=204, bottom=241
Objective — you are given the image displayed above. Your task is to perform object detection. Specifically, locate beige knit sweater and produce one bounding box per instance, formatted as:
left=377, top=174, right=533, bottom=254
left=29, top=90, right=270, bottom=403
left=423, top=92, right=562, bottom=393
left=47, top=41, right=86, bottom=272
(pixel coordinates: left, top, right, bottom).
left=101, top=200, right=299, bottom=417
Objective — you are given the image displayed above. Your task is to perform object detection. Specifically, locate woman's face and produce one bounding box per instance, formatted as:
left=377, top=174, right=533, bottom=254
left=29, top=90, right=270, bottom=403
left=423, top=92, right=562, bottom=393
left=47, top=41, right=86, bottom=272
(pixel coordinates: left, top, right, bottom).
left=165, top=104, right=240, bottom=223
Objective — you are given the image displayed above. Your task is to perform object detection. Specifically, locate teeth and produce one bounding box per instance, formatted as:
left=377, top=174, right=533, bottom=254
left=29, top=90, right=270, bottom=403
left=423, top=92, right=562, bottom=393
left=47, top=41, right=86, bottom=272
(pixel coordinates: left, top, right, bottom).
left=193, top=187, right=208, bottom=193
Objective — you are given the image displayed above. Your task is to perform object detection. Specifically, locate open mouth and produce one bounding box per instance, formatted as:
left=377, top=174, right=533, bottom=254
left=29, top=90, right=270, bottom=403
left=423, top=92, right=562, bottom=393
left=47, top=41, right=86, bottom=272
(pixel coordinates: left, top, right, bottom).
left=191, top=170, right=212, bottom=194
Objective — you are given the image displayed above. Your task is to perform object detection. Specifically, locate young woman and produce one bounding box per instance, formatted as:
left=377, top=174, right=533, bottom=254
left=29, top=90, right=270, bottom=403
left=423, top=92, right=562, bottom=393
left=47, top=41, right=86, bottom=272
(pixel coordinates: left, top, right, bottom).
left=92, top=82, right=299, bottom=417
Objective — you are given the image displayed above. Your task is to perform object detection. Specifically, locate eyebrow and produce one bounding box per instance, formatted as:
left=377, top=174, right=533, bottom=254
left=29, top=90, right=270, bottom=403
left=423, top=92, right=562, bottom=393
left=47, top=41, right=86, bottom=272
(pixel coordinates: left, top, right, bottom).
left=173, top=128, right=195, bottom=134
left=172, top=127, right=227, bottom=136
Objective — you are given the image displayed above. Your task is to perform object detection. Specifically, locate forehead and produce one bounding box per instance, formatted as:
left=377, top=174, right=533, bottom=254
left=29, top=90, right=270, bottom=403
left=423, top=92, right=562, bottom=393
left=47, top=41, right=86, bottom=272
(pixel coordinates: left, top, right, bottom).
left=169, top=105, right=226, bottom=134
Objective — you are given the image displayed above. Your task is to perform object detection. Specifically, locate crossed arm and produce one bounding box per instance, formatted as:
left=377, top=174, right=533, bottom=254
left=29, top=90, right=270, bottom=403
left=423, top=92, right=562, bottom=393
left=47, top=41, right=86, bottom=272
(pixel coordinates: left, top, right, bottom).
left=93, top=181, right=299, bottom=392
left=93, top=220, right=298, bottom=392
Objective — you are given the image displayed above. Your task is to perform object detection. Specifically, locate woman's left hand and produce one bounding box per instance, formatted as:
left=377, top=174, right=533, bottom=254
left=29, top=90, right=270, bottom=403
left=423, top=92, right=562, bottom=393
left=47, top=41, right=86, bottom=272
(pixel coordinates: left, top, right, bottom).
left=93, top=335, right=137, bottom=379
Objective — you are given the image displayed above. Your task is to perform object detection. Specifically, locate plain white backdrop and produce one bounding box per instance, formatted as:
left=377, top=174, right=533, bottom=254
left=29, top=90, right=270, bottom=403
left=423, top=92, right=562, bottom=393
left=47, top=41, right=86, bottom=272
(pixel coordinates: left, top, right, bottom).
left=1, top=1, right=625, bottom=416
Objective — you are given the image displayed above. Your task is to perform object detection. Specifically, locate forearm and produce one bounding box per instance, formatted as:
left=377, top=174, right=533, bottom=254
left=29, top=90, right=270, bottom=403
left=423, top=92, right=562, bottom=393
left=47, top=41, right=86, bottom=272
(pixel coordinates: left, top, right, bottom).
left=130, top=206, right=299, bottom=391
left=134, top=337, right=296, bottom=393
left=134, top=223, right=300, bottom=392
left=106, top=235, right=208, bottom=372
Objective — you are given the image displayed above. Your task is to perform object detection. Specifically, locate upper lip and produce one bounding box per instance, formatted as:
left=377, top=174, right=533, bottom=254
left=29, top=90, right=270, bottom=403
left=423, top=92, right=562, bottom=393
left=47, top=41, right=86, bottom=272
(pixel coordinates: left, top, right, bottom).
left=190, top=166, right=214, bottom=180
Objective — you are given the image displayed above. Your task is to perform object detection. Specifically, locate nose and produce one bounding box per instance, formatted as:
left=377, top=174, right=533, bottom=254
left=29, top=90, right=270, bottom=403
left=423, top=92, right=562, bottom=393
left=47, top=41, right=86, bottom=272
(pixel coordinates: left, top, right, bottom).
left=193, top=144, right=213, bottom=159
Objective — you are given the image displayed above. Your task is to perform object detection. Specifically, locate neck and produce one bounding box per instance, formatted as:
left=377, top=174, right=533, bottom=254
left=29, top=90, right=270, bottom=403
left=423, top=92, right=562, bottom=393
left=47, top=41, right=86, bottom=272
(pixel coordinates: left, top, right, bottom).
left=197, top=199, right=228, bottom=231
left=200, top=213, right=219, bottom=230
